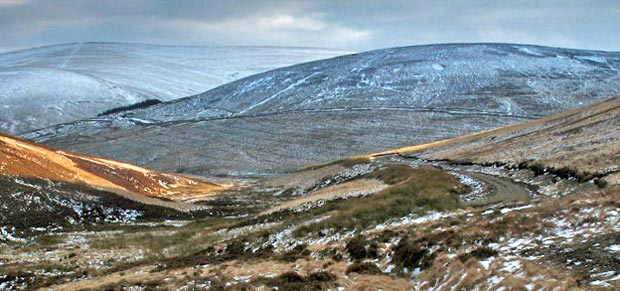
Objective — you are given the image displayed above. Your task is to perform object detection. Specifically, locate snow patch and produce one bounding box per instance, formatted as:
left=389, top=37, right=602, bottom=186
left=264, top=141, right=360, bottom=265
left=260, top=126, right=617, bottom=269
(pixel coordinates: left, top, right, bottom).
left=431, top=63, right=445, bottom=71
left=515, top=46, right=545, bottom=57
left=0, top=226, right=26, bottom=242
left=501, top=260, right=522, bottom=273
left=373, top=211, right=452, bottom=230
left=450, top=172, right=485, bottom=202
left=12, top=178, right=42, bottom=190
left=479, top=257, right=494, bottom=270
left=575, top=55, right=607, bottom=64
left=608, top=244, right=620, bottom=252
left=500, top=204, right=533, bottom=214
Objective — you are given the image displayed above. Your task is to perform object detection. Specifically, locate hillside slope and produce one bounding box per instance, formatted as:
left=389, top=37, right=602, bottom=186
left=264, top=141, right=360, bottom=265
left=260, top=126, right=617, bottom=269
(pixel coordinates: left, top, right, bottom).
left=0, top=176, right=197, bottom=241
left=0, top=133, right=226, bottom=201
left=0, top=42, right=347, bottom=134
left=3, top=97, right=620, bottom=288
left=23, top=43, right=620, bottom=175
left=373, top=96, right=620, bottom=184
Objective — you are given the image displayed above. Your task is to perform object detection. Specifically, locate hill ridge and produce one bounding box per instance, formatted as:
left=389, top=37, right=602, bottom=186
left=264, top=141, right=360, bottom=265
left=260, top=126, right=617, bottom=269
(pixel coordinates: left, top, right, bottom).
left=0, top=42, right=348, bottom=134
left=23, top=43, right=620, bottom=175
left=0, top=132, right=227, bottom=201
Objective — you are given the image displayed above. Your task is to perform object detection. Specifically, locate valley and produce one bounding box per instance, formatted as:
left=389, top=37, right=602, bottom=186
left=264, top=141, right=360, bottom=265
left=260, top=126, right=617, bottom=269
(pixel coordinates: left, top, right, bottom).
left=21, top=44, right=620, bottom=176
left=1, top=151, right=615, bottom=289
left=1, top=43, right=619, bottom=290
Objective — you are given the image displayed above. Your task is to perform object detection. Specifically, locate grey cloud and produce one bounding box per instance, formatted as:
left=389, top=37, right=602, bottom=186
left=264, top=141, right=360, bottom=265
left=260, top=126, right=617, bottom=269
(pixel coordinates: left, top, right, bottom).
left=0, top=0, right=618, bottom=52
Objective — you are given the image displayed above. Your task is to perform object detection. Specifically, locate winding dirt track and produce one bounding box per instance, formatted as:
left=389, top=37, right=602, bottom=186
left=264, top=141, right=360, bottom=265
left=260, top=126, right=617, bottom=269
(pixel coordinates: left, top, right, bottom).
left=460, top=171, right=532, bottom=205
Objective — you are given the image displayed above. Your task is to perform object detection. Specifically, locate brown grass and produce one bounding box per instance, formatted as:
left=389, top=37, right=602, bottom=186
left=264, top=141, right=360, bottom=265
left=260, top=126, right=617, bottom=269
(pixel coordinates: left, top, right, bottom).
left=294, top=166, right=461, bottom=235
left=0, top=132, right=227, bottom=201
left=260, top=178, right=387, bottom=215
left=368, top=96, right=620, bottom=184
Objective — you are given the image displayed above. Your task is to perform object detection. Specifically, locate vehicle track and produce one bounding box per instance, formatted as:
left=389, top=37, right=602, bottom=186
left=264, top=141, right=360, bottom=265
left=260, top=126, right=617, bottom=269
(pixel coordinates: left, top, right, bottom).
left=59, top=42, right=83, bottom=69
left=459, top=171, right=533, bottom=206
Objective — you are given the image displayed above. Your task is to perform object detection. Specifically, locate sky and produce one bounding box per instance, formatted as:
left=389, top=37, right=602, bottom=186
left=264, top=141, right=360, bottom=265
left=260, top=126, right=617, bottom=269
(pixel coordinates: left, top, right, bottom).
left=0, top=0, right=619, bottom=53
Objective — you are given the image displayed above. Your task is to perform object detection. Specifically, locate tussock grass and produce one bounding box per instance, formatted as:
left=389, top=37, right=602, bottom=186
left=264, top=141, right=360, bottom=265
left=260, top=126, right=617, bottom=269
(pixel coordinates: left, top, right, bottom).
left=346, top=262, right=382, bottom=275
left=263, top=271, right=337, bottom=290
left=346, top=236, right=378, bottom=260
left=89, top=218, right=239, bottom=259
left=457, top=246, right=498, bottom=263
left=391, top=237, right=434, bottom=270
left=294, top=166, right=461, bottom=236
left=365, top=164, right=416, bottom=184
left=277, top=244, right=311, bottom=262
left=336, top=157, right=372, bottom=168
left=33, top=234, right=64, bottom=248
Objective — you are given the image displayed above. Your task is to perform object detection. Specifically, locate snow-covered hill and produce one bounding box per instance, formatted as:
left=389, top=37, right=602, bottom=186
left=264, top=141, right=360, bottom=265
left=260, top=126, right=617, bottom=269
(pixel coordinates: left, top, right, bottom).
left=127, top=43, right=620, bottom=121
left=24, top=43, right=620, bottom=175
left=0, top=42, right=348, bottom=134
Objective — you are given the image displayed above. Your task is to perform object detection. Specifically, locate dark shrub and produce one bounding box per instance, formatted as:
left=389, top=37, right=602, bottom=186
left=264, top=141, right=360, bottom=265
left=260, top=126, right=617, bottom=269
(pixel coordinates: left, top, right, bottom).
left=458, top=246, right=498, bottom=263
left=553, top=166, right=579, bottom=180
left=595, top=178, right=608, bottom=189
left=346, top=262, right=382, bottom=275
left=470, top=246, right=498, bottom=259
left=279, top=244, right=311, bottom=262
left=346, top=236, right=371, bottom=260
left=268, top=271, right=337, bottom=291
left=367, top=242, right=378, bottom=258
left=518, top=160, right=546, bottom=176
left=391, top=239, right=433, bottom=270
left=307, top=271, right=337, bottom=282
left=225, top=240, right=246, bottom=258
left=276, top=271, right=305, bottom=284
left=98, top=99, right=162, bottom=116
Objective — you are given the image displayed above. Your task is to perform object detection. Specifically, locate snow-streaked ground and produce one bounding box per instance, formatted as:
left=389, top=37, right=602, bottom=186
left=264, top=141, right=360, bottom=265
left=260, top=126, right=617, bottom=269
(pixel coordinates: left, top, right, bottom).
left=0, top=42, right=349, bottom=134
left=22, top=43, right=620, bottom=175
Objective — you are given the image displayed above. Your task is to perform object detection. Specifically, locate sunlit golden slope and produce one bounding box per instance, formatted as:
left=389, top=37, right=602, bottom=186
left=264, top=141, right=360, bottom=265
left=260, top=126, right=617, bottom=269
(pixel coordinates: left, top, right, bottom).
left=0, top=133, right=227, bottom=201
left=369, top=96, right=620, bottom=183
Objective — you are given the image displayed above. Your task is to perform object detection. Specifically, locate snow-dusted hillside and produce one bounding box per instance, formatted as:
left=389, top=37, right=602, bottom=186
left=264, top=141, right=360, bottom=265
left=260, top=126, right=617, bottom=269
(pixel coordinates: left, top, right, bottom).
left=4, top=105, right=620, bottom=288
left=131, top=43, right=620, bottom=121
left=0, top=176, right=185, bottom=241
left=24, top=44, right=620, bottom=175
left=0, top=42, right=348, bottom=134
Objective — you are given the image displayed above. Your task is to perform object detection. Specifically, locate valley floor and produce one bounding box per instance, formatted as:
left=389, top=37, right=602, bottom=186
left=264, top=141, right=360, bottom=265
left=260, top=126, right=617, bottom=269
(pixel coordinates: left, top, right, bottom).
left=1, top=156, right=619, bottom=290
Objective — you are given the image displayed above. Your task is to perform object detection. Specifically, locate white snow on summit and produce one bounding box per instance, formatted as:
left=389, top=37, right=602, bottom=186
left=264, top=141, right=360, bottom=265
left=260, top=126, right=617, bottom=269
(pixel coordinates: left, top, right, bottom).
left=0, top=42, right=348, bottom=134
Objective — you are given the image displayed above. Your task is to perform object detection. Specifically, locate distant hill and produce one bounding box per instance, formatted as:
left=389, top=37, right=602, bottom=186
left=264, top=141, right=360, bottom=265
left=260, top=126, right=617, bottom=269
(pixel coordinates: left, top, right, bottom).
left=0, top=42, right=348, bottom=134
left=23, top=43, right=620, bottom=175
